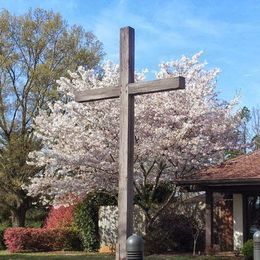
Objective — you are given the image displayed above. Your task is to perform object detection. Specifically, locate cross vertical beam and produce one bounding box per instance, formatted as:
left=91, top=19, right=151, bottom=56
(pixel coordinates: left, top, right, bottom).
left=117, top=27, right=135, bottom=260
left=74, top=26, right=185, bottom=259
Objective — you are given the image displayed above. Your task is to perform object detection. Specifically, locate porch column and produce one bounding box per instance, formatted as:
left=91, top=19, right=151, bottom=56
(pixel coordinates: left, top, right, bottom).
left=233, top=193, right=244, bottom=250
left=205, top=190, right=213, bottom=254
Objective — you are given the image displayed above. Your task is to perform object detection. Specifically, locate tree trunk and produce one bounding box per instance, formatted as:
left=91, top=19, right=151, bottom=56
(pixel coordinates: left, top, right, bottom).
left=193, top=232, right=199, bottom=256
left=143, top=213, right=150, bottom=235
left=11, top=205, right=27, bottom=227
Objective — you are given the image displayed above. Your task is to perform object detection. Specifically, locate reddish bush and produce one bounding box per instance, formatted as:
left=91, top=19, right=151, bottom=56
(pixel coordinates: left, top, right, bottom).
left=4, top=227, right=81, bottom=252
left=44, top=205, right=75, bottom=229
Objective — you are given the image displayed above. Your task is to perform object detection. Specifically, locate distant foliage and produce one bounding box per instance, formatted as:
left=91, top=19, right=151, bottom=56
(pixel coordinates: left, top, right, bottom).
left=44, top=205, right=75, bottom=229
left=25, top=207, right=48, bottom=228
left=0, top=227, right=6, bottom=250
left=252, top=107, right=260, bottom=150
left=4, top=227, right=80, bottom=252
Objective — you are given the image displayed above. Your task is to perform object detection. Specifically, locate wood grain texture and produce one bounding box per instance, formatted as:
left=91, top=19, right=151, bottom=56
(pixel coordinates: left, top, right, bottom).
left=117, top=26, right=135, bottom=260
left=74, top=86, right=120, bottom=102
left=129, top=76, right=185, bottom=95
left=74, top=76, right=184, bottom=103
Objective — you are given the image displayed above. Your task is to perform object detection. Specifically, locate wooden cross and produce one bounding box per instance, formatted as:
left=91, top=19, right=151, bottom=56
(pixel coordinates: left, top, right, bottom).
left=75, top=26, right=185, bottom=260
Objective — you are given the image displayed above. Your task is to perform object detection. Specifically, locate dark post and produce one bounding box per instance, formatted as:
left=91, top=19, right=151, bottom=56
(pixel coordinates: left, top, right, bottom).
left=205, top=190, right=213, bottom=254
left=127, top=234, right=144, bottom=260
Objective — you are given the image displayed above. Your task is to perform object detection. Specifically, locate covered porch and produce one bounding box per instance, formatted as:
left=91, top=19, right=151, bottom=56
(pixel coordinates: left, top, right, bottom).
left=178, top=150, right=260, bottom=253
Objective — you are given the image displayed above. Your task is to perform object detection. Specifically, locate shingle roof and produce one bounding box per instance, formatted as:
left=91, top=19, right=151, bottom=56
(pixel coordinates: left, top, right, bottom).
left=178, top=150, right=260, bottom=185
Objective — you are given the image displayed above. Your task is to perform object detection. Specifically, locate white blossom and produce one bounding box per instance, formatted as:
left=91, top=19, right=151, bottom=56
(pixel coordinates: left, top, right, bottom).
left=26, top=53, right=240, bottom=206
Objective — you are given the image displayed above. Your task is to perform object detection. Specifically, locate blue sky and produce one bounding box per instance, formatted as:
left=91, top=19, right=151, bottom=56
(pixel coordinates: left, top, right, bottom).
left=1, top=0, right=260, bottom=108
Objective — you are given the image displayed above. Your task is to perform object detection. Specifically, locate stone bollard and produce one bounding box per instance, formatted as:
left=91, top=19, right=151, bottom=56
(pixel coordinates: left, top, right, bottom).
left=126, top=234, right=144, bottom=260
left=254, top=231, right=260, bottom=260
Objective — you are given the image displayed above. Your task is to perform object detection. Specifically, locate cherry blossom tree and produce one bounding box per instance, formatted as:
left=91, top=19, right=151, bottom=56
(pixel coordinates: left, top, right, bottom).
left=26, top=52, right=240, bottom=230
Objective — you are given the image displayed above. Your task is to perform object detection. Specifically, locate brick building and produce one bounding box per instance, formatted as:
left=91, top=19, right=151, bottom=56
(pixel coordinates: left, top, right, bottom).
left=177, top=150, right=260, bottom=252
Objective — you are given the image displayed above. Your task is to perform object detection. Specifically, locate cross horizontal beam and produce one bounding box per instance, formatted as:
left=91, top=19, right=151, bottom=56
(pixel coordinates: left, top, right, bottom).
left=129, top=76, right=185, bottom=96
left=74, top=76, right=185, bottom=103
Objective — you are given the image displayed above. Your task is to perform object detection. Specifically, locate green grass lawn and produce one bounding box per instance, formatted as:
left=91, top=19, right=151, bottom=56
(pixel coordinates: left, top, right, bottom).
left=0, top=251, right=113, bottom=259
left=0, top=251, right=243, bottom=259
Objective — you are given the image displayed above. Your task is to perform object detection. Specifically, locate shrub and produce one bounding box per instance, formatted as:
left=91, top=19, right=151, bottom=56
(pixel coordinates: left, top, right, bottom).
left=74, top=201, right=98, bottom=252
left=144, top=211, right=205, bottom=255
left=4, top=227, right=81, bottom=252
left=74, top=192, right=116, bottom=252
left=44, top=205, right=75, bottom=229
left=242, top=239, right=253, bottom=260
left=47, top=228, right=81, bottom=251
left=145, top=213, right=192, bottom=254
left=0, top=227, right=6, bottom=250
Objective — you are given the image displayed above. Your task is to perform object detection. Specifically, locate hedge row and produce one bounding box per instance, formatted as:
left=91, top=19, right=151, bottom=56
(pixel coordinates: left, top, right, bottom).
left=4, top=227, right=81, bottom=252
left=44, top=205, right=75, bottom=229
